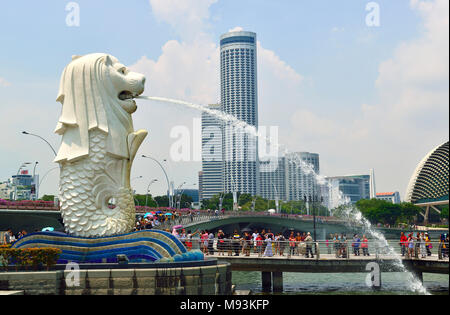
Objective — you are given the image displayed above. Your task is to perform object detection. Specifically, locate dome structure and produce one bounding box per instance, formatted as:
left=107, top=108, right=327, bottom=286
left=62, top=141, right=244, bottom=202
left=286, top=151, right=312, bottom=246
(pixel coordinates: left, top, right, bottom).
left=405, top=141, right=449, bottom=204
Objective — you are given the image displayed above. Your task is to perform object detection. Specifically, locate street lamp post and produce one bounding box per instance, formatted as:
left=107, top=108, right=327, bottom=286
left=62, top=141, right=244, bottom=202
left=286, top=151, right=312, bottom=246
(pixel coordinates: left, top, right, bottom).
left=145, top=179, right=158, bottom=207
left=32, top=162, right=39, bottom=200
left=142, top=155, right=172, bottom=208
left=177, top=183, right=196, bottom=210
left=38, top=167, right=59, bottom=200
left=272, top=182, right=280, bottom=213
left=175, top=182, right=187, bottom=211
left=22, top=131, right=57, bottom=157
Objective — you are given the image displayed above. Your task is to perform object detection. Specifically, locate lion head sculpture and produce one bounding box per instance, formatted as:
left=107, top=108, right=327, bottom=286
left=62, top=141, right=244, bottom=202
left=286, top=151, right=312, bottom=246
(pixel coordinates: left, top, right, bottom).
left=54, top=53, right=146, bottom=163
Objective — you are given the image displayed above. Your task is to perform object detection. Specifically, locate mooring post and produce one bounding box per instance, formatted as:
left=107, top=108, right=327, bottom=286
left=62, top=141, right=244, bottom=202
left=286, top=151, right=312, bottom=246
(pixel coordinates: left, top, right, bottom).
left=272, top=271, right=283, bottom=293
left=262, top=272, right=272, bottom=292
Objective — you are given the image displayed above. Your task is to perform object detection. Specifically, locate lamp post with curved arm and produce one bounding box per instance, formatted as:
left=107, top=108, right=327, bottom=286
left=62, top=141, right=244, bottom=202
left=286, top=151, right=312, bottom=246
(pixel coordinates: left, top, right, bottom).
left=22, top=131, right=57, bottom=157
left=38, top=166, right=59, bottom=199
left=176, top=183, right=196, bottom=211
left=142, top=155, right=172, bottom=208
left=145, top=179, right=158, bottom=207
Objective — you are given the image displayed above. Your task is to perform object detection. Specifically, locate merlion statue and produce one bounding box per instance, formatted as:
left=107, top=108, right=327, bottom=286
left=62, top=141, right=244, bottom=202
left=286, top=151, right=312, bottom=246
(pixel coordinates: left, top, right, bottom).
left=54, top=53, right=147, bottom=237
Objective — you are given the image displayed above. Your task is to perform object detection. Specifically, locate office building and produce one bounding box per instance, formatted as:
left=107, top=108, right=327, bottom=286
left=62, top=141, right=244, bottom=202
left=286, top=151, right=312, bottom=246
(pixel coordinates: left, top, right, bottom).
left=285, top=152, right=320, bottom=201
left=326, top=174, right=373, bottom=207
left=375, top=192, right=401, bottom=204
left=200, top=104, right=223, bottom=201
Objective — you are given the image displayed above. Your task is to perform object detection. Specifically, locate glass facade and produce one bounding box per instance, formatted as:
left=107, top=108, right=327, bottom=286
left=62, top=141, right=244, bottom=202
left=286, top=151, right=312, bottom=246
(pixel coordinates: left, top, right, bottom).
left=406, top=141, right=449, bottom=204
left=200, top=104, right=223, bottom=201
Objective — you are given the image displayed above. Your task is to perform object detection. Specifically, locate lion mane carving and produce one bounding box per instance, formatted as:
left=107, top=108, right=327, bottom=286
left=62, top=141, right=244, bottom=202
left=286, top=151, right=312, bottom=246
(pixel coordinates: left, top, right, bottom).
left=55, top=53, right=147, bottom=237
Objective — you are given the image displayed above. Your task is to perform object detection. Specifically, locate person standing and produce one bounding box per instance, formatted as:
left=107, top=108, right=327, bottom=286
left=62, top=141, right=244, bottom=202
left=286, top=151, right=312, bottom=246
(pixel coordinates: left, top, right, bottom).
left=419, top=234, right=427, bottom=258
left=352, top=234, right=361, bottom=256
left=217, top=230, right=225, bottom=256
left=208, top=231, right=215, bottom=255
left=305, top=232, right=314, bottom=258
left=425, top=233, right=432, bottom=256
left=243, top=232, right=252, bottom=256
left=256, top=233, right=264, bottom=257
left=264, top=234, right=274, bottom=257
left=361, top=235, right=370, bottom=256
left=201, top=230, right=209, bottom=254
left=232, top=230, right=241, bottom=256
left=408, top=234, right=415, bottom=258
left=3, top=229, right=12, bottom=245
left=278, top=233, right=286, bottom=256
left=295, top=232, right=302, bottom=256
left=400, top=232, right=408, bottom=256
left=252, top=230, right=259, bottom=254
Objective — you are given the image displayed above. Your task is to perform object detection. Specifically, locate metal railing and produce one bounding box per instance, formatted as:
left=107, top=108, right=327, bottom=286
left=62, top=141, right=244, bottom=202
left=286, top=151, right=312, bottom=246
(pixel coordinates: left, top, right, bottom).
left=168, top=238, right=449, bottom=261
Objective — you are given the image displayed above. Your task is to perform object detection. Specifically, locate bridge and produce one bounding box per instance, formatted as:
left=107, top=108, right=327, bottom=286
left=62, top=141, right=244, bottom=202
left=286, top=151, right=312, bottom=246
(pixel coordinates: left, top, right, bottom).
left=156, top=211, right=448, bottom=240
left=203, top=240, right=449, bottom=292
left=1, top=208, right=447, bottom=241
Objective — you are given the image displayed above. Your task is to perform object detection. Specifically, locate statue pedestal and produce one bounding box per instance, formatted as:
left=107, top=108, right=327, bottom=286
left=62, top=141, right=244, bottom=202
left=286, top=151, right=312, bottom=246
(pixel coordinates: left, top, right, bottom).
left=12, top=230, right=203, bottom=264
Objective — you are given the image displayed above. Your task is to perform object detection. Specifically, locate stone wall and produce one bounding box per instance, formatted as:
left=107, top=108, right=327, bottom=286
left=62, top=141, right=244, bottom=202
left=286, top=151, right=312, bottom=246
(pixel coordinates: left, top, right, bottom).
left=0, top=263, right=232, bottom=295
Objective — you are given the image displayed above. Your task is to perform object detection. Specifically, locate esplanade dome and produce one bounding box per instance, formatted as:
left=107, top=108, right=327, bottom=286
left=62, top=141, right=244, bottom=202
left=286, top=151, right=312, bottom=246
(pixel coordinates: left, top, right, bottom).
left=405, top=141, right=449, bottom=204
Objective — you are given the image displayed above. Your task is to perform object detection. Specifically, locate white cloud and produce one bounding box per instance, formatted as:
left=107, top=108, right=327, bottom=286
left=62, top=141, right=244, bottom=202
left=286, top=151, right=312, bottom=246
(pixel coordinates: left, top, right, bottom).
left=149, top=0, right=217, bottom=41
left=228, top=26, right=244, bottom=32
left=0, top=77, right=11, bottom=87
left=128, top=1, right=310, bottom=195
left=287, top=0, right=449, bottom=195
left=331, top=26, right=345, bottom=33
left=132, top=0, right=447, bottom=197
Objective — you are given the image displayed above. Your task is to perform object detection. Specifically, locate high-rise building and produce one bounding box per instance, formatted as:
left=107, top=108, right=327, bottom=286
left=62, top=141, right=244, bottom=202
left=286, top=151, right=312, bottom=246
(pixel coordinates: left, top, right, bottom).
left=259, top=157, right=286, bottom=202
left=200, top=104, right=223, bottom=201
left=259, top=152, right=320, bottom=203
left=220, top=31, right=259, bottom=196
left=285, top=152, right=320, bottom=201
left=326, top=174, right=373, bottom=207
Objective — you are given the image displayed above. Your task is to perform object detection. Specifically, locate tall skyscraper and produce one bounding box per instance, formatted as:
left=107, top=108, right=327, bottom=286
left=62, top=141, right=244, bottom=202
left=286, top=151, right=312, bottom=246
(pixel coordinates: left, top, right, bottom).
left=259, top=152, right=320, bottom=202
left=220, top=31, right=259, bottom=196
left=259, top=157, right=286, bottom=202
left=284, top=152, right=320, bottom=201
left=200, top=104, right=223, bottom=201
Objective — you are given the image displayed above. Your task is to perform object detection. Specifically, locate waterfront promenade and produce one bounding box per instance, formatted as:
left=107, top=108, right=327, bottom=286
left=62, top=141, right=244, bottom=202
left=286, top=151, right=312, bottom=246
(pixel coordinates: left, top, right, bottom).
left=208, top=247, right=449, bottom=292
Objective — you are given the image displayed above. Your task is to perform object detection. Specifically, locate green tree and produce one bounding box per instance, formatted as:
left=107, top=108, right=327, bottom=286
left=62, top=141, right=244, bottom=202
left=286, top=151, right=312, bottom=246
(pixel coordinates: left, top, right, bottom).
left=440, top=205, right=449, bottom=219
left=134, top=194, right=157, bottom=207
left=40, top=195, right=55, bottom=202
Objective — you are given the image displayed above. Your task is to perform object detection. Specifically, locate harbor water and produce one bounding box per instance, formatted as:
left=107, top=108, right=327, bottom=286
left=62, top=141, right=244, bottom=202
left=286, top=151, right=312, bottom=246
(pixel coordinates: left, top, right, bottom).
left=232, top=271, right=449, bottom=295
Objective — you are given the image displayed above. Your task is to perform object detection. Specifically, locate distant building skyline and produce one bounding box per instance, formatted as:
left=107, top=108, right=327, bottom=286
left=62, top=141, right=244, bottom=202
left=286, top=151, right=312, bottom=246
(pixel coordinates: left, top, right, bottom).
left=326, top=174, right=374, bottom=207
left=375, top=192, right=401, bottom=204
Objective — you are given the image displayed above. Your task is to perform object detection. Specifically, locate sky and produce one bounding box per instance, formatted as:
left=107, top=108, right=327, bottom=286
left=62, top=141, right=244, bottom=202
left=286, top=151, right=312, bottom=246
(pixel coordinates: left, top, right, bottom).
left=0, top=0, right=448, bottom=200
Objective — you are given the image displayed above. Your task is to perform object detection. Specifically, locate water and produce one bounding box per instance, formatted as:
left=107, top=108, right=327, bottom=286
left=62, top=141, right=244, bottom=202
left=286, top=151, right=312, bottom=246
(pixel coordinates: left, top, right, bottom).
left=232, top=271, right=449, bottom=295
left=137, top=95, right=434, bottom=294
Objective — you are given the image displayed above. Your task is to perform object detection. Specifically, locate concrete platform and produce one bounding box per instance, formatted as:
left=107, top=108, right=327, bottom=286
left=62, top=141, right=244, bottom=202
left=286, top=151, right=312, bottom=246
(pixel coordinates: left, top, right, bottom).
left=0, top=291, right=24, bottom=295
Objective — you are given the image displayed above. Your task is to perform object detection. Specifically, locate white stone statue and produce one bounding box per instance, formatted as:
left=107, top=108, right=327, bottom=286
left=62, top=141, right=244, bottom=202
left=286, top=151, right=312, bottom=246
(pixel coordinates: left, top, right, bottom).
left=54, top=53, right=147, bottom=237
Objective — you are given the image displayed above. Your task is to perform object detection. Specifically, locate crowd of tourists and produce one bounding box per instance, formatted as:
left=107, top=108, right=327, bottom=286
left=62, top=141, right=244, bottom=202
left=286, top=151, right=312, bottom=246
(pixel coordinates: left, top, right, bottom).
left=399, top=231, right=449, bottom=258
left=1, top=229, right=28, bottom=245
left=168, top=229, right=324, bottom=259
